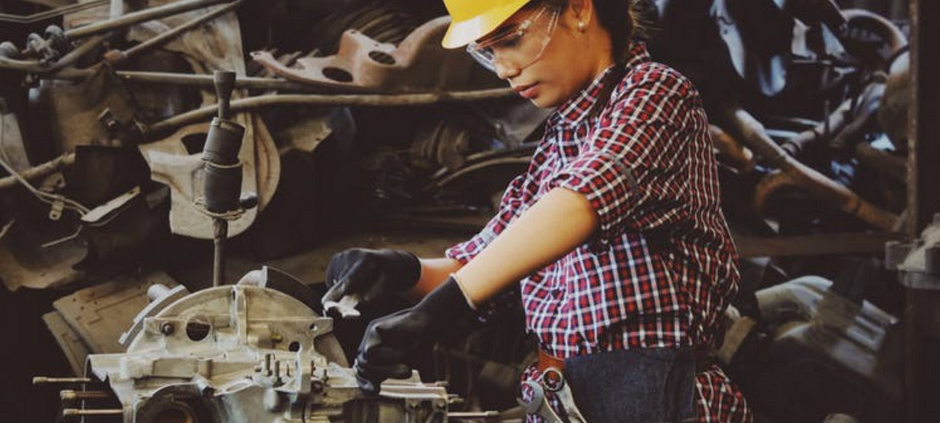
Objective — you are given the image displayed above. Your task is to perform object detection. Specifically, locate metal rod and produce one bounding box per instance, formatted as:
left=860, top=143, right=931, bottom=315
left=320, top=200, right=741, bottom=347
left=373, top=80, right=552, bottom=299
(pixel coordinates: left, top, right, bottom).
left=33, top=377, right=93, bottom=384
left=60, top=390, right=112, bottom=401
left=448, top=411, right=501, bottom=420
left=213, top=219, right=227, bottom=287
left=62, top=409, right=123, bottom=417
left=0, top=153, right=75, bottom=191
left=143, top=89, right=516, bottom=138
left=64, top=0, right=233, bottom=40
left=50, top=69, right=518, bottom=99
left=108, top=0, right=242, bottom=65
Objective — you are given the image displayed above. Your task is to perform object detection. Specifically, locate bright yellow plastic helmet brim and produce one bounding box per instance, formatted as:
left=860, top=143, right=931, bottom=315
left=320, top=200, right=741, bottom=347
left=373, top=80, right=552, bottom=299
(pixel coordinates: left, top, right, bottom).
left=441, top=0, right=533, bottom=49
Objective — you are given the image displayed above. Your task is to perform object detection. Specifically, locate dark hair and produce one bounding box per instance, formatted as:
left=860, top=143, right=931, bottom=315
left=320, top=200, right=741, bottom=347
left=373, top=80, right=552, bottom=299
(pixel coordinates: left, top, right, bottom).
left=589, top=0, right=649, bottom=118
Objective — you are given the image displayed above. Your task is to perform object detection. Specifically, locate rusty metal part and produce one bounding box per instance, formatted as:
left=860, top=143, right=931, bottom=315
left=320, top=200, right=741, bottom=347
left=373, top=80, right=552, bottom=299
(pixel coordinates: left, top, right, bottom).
left=33, top=377, right=93, bottom=385
left=62, top=408, right=123, bottom=417
left=252, top=17, right=476, bottom=93
left=0, top=153, right=75, bottom=191
left=142, top=88, right=514, bottom=138
left=720, top=107, right=898, bottom=231
left=709, top=124, right=755, bottom=172
left=0, top=0, right=108, bottom=24
left=105, top=0, right=243, bottom=65
left=60, top=390, right=112, bottom=401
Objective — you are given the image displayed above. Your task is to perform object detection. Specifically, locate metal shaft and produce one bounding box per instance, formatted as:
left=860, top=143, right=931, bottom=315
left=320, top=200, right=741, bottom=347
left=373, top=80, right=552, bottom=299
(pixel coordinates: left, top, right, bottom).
left=62, top=409, right=123, bottom=417
left=65, top=0, right=232, bottom=40
left=213, top=219, right=227, bottom=287
left=33, top=377, right=92, bottom=384
left=60, top=390, right=112, bottom=401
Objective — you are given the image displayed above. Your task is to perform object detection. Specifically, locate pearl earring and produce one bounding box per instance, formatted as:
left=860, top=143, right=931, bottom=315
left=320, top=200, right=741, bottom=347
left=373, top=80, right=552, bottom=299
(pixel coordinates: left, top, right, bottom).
left=577, top=21, right=585, bottom=32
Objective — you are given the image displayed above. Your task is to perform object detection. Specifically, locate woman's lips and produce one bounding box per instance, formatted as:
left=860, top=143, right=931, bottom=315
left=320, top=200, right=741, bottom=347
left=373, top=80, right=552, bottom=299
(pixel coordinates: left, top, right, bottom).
left=515, top=82, right=540, bottom=99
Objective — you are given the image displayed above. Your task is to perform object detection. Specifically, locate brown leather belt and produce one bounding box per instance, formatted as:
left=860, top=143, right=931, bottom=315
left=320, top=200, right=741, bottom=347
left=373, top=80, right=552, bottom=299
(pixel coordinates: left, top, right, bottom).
left=537, top=349, right=566, bottom=373
left=538, top=347, right=714, bottom=373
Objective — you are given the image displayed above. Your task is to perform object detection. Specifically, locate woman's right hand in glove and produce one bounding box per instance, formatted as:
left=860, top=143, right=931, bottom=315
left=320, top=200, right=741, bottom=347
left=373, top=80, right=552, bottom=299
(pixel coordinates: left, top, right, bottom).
left=320, top=248, right=422, bottom=317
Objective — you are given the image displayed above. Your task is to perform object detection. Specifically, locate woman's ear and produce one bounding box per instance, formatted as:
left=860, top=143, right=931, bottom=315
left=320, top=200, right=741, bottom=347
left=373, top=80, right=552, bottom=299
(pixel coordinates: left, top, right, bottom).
left=568, top=0, right=594, bottom=28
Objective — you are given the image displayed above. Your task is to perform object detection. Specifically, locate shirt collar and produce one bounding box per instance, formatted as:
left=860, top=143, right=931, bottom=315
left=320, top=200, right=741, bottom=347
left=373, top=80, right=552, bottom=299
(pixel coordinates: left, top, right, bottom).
left=548, top=41, right=651, bottom=127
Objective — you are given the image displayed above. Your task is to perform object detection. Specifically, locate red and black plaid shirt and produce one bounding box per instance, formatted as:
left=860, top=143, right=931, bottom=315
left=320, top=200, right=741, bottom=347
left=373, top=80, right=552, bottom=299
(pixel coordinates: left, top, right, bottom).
left=447, top=43, right=750, bottom=423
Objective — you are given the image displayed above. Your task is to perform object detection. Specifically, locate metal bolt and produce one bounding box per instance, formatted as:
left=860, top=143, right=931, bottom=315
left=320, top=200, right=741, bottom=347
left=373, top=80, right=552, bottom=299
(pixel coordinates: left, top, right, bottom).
left=160, top=322, right=175, bottom=335
left=310, top=380, right=324, bottom=394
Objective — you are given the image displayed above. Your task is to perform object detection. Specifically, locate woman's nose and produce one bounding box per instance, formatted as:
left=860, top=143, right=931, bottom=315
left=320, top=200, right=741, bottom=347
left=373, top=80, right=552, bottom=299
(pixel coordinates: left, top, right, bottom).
left=494, top=60, right=521, bottom=80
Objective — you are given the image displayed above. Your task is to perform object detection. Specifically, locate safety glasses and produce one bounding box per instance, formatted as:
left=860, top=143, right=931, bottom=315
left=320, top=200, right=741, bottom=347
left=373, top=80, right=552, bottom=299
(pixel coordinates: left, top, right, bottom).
left=466, top=2, right=561, bottom=73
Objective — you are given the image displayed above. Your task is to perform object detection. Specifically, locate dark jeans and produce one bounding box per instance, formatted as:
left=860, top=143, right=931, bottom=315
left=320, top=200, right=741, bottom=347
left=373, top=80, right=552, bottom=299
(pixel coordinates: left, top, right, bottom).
left=562, top=348, right=696, bottom=423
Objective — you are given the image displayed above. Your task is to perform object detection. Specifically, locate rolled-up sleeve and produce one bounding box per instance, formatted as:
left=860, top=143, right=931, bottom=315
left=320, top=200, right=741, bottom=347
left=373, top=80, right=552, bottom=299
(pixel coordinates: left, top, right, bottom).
left=548, top=66, right=694, bottom=247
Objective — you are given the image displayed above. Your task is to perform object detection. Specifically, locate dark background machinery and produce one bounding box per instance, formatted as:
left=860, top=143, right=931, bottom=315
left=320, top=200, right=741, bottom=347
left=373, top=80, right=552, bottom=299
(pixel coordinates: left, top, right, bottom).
left=1, top=1, right=937, bottom=423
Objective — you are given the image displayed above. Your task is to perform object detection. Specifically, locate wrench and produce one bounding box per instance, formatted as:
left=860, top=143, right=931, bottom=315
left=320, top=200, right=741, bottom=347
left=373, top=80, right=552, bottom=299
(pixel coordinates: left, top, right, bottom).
left=518, top=367, right=588, bottom=423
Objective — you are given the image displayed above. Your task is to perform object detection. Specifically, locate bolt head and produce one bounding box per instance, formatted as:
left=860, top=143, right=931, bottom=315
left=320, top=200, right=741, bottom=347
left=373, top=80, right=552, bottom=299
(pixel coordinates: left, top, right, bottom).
left=160, top=322, right=175, bottom=335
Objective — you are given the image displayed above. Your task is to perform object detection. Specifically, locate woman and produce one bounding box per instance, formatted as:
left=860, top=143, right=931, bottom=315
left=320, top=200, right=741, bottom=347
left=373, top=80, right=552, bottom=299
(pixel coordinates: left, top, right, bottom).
left=322, top=0, right=751, bottom=421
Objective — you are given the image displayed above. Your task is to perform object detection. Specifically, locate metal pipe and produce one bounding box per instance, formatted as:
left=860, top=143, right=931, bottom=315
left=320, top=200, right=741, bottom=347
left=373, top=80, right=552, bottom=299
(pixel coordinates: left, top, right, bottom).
left=709, top=125, right=755, bottom=172
left=842, top=9, right=908, bottom=60
left=213, top=219, right=226, bottom=287
left=62, top=409, right=123, bottom=417
left=142, top=89, right=517, bottom=138
left=855, top=142, right=907, bottom=184
left=107, top=0, right=243, bottom=65
left=64, top=0, right=233, bottom=40
left=33, top=377, right=93, bottom=384
left=0, top=153, right=75, bottom=191
left=721, top=106, right=899, bottom=231
left=60, top=390, right=112, bottom=401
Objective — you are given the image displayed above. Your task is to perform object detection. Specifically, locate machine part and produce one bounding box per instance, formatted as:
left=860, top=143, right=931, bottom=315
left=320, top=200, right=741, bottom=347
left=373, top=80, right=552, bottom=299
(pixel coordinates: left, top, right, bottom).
left=719, top=107, right=898, bottom=231
left=709, top=124, right=755, bottom=173
left=0, top=0, right=108, bottom=24
left=120, top=285, right=191, bottom=348
left=323, top=294, right=362, bottom=319
left=105, top=0, right=243, bottom=65
left=62, top=0, right=234, bottom=41
left=877, top=51, right=909, bottom=150
left=0, top=216, right=86, bottom=291
left=42, top=311, right=93, bottom=376
left=840, top=8, right=908, bottom=67
left=251, top=17, right=476, bottom=93
left=411, top=120, right=472, bottom=172
left=0, top=33, right=111, bottom=73
left=125, top=0, right=279, bottom=240
left=78, top=281, right=453, bottom=423
left=743, top=275, right=903, bottom=423
left=50, top=272, right=180, bottom=355
left=886, top=214, right=940, bottom=422
left=0, top=105, right=31, bottom=172
left=310, top=2, right=418, bottom=56
left=31, top=65, right=139, bottom=152
left=143, top=88, right=515, bottom=137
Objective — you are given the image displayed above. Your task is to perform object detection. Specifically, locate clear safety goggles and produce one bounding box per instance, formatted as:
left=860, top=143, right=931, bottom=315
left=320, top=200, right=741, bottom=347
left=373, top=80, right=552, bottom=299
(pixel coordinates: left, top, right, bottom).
left=466, top=3, right=561, bottom=73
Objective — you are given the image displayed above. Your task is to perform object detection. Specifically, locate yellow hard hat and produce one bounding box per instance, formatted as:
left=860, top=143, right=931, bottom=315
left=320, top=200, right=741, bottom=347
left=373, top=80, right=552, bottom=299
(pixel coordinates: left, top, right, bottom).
left=441, top=0, right=534, bottom=49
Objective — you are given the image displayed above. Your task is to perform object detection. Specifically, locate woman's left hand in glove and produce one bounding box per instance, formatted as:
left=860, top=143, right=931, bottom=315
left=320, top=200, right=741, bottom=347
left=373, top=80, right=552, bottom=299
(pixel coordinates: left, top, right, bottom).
left=353, top=276, right=474, bottom=395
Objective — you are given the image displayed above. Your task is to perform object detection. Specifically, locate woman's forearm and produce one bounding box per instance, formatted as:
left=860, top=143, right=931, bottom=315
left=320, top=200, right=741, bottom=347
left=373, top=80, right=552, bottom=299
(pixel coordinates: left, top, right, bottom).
left=409, top=257, right=464, bottom=299
left=455, top=187, right=599, bottom=304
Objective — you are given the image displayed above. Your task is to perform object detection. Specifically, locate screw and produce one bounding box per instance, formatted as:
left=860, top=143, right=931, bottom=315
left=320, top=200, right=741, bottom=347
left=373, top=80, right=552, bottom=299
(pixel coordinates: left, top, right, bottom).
left=160, top=322, right=175, bottom=335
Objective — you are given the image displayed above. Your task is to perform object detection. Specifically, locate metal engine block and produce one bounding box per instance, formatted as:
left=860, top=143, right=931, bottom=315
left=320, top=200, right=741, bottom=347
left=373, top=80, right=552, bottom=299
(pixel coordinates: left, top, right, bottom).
left=72, top=268, right=450, bottom=423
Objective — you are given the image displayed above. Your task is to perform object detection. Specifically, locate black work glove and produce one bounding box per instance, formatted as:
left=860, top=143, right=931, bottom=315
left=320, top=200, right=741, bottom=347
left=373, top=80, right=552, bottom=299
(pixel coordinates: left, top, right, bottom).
left=321, top=248, right=421, bottom=315
left=354, top=276, right=475, bottom=395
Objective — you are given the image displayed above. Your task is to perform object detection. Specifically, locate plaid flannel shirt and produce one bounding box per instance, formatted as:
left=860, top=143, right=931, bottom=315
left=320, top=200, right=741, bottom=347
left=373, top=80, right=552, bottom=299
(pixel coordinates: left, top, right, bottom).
left=446, top=42, right=750, bottom=423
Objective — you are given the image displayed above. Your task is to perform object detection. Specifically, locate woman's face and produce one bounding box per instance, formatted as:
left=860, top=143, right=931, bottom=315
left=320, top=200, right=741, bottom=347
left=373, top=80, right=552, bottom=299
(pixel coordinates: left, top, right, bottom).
left=471, top=1, right=610, bottom=108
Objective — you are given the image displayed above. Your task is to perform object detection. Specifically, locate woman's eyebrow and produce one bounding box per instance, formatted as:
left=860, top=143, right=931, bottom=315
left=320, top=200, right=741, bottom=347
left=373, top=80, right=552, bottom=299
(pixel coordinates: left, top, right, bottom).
left=480, top=22, right=520, bottom=44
